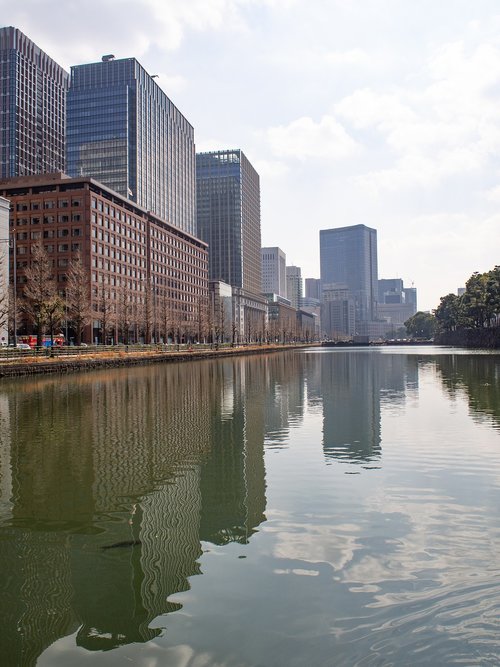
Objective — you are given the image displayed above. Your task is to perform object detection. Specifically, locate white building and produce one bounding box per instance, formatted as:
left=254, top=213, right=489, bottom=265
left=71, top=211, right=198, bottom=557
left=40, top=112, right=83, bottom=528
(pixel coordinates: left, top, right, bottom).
left=286, top=265, right=302, bottom=310
left=0, top=197, right=9, bottom=345
left=261, top=247, right=287, bottom=298
left=321, top=283, right=355, bottom=339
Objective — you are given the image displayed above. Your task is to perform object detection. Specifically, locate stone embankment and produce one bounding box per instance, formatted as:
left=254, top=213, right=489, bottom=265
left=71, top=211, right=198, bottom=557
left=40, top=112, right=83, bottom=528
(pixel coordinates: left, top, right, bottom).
left=436, top=328, right=500, bottom=349
left=0, top=344, right=312, bottom=378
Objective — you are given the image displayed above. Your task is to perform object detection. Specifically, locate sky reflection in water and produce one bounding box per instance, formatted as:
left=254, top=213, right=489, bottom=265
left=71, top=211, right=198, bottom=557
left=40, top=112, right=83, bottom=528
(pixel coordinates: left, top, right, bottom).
left=0, top=347, right=499, bottom=666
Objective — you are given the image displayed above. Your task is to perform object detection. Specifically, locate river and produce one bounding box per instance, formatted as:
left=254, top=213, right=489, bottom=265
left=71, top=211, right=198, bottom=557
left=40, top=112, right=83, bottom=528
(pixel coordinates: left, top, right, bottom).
left=1, top=346, right=499, bottom=666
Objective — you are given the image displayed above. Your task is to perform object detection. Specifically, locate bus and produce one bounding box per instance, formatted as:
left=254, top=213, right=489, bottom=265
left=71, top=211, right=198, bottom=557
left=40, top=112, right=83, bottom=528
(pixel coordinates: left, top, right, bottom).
left=18, top=334, right=65, bottom=349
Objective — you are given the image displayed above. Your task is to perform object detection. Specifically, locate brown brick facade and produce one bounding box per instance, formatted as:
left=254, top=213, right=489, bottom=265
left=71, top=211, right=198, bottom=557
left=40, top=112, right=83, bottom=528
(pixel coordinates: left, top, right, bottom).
left=0, top=173, right=208, bottom=343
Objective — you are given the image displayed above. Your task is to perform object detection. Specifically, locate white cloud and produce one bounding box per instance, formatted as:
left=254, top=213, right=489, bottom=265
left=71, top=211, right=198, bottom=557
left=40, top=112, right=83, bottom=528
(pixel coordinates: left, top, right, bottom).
left=266, top=115, right=361, bottom=161
left=332, top=36, right=500, bottom=196
left=252, top=159, right=290, bottom=180
left=3, top=0, right=500, bottom=310
left=269, top=46, right=372, bottom=72
left=485, top=184, right=500, bottom=202
left=324, top=48, right=370, bottom=66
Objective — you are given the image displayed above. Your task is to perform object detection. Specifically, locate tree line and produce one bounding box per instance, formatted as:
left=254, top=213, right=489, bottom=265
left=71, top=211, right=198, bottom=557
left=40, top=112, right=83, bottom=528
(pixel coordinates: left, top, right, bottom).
left=7, top=243, right=91, bottom=346
left=5, top=244, right=316, bottom=347
left=404, top=265, right=500, bottom=338
left=7, top=243, right=208, bottom=346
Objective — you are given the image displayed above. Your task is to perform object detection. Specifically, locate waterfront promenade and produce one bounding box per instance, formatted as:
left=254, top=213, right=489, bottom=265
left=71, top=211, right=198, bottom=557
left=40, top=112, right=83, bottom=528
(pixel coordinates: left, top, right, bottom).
left=0, top=342, right=313, bottom=377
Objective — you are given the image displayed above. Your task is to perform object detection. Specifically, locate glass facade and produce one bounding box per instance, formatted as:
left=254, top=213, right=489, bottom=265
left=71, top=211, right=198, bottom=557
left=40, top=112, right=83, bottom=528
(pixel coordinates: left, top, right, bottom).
left=67, top=58, right=196, bottom=236
left=320, top=224, right=378, bottom=324
left=0, top=27, right=69, bottom=178
left=196, top=150, right=261, bottom=295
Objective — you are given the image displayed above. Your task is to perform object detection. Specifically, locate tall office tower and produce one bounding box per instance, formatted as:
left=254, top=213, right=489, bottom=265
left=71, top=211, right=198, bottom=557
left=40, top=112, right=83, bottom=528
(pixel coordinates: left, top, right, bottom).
left=261, top=247, right=286, bottom=297
left=305, top=278, right=321, bottom=300
left=320, top=224, right=378, bottom=325
left=67, top=56, right=196, bottom=235
left=379, top=278, right=404, bottom=304
left=0, top=27, right=69, bottom=178
left=321, top=284, right=355, bottom=338
left=286, top=265, right=302, bottom=309
left=403, top=286, right=417, bottom=312
left=196, top=149, right=261, bottom=294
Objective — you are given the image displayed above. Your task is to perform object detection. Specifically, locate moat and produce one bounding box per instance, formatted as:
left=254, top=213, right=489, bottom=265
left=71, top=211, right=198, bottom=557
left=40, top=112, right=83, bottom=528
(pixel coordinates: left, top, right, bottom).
left=1, top=346, right=500, bottom=666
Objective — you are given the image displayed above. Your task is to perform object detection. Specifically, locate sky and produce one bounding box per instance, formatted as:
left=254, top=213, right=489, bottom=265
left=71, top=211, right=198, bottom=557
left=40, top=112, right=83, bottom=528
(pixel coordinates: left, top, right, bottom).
left=3, top=0, right=500, bottom=311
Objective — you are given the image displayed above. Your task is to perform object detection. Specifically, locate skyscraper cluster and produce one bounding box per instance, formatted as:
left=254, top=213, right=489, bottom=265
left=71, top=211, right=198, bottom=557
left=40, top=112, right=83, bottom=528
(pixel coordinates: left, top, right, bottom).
left=319, top=225, right=417, bottom=339
left=0, top=25, right=415, bottom=344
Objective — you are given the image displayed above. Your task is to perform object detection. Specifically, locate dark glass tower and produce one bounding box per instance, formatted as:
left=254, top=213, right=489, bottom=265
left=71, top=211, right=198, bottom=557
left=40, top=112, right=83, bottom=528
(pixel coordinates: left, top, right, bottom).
left=320, top=224, right=378, bottom=324
left=0, top=27, right=69, bottom=178
left=196, top=149, right=261, bottom=295
left=67, top=57, right=196, bottom=235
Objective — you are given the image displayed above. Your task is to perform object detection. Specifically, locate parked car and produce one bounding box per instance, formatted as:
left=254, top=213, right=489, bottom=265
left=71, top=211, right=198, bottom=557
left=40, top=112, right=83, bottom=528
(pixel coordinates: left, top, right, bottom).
left=16, top=343, right=31, bottom=350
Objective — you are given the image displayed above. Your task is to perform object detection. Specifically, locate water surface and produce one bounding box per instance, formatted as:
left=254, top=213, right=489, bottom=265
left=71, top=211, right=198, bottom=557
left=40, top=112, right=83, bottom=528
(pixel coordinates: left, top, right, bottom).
left=1, top=347, right=500, bottom=666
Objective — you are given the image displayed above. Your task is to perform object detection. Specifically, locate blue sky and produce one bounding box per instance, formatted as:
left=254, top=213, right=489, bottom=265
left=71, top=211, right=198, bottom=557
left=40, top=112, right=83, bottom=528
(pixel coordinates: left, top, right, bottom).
left=3, top=0, right=500, bottom=310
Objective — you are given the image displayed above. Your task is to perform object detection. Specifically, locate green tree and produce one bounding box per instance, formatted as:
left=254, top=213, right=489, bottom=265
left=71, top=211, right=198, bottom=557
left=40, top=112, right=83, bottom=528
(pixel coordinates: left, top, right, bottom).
left=404, top=311, right=437, bottom=339
left=462, top=272, right=492, bottom=328
left=485, top=266, right=500, bottom=324
left=434, top=293, right=462, bottom=332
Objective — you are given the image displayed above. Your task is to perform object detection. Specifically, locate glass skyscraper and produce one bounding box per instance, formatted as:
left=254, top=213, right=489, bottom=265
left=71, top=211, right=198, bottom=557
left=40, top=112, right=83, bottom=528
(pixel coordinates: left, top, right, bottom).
left=320, top=224, right=378, bottom=324
left=196, top=150, right=261, bottom=295
left=0, top=27, right=69, bottom=178
left=67, top=57, right=196, bottom=235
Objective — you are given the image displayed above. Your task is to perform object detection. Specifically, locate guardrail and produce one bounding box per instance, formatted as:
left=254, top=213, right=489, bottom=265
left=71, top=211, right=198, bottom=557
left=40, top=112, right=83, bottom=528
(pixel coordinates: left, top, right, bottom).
left=0, top=340, right=318, bottom=362
left=0, top=342, right=239, bottom=360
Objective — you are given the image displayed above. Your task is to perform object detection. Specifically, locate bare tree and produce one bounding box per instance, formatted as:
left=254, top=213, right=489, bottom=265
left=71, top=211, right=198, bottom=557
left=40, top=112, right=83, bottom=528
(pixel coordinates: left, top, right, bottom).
left=140, top=278, right=154, bottom=344
left=116, top=283, right=133, bottom=344
left=96, top=283, right=115, bottom=344
left=66, top=252, right=92, bottom=345
left=196, top=296, right=209, bottom=343
left=45, top=294, right=65, bottom=347
left=158, top=291, right=171, bottom=344
left=0, top=251, right=10, bottom=341
left=22, top=244, right=57, bottom=347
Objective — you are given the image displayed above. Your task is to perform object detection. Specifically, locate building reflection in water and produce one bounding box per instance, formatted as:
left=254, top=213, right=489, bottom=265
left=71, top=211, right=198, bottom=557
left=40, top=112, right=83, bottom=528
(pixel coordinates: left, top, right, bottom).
left=308, top=350, right=418, bottom=464
left=0, top=349, right=429, bottom=663
left=0, top=358, right=267, bottom=664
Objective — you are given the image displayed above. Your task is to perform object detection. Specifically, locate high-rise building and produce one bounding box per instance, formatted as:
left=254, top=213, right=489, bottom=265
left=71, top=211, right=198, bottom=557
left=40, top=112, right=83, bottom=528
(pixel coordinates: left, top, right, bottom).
left=67, top=56, right=196, bottom=235
left=404, top=286, right=417, bottom=311
left=196, top=149, right=261, bottom=295
left=320, top=224, right=378, bottom=326
left=377, top=278, right=417, bottom=334
left=261, top=247, right=286, bottom=297
left=286, top=265, right=302, bottom=309
left=378, top=278, right=404, bottom=304
left=196, top=149, right=266, bottom=342
left=305, top=278, right=321, bottom=300
left=321, top=284, right=355, bottom=339
left=0, top=27, right=69, bottom=178
left=0, top=173, right=208, bottom=344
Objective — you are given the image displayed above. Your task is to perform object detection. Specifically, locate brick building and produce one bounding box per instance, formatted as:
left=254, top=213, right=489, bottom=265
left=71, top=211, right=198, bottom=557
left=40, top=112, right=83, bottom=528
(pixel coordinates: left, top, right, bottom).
left=0, top=173, right=208, bottom=344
